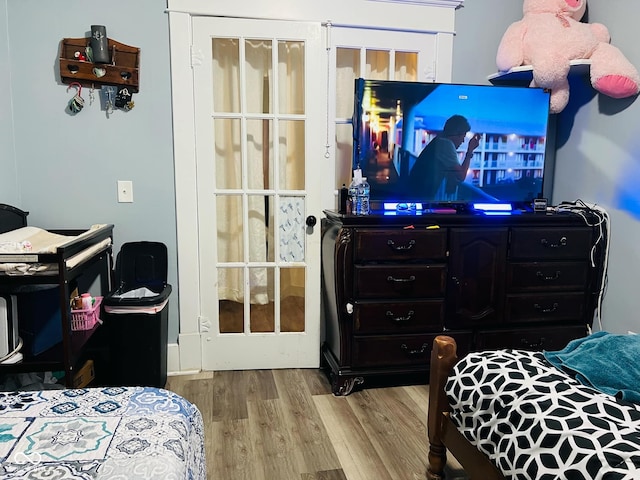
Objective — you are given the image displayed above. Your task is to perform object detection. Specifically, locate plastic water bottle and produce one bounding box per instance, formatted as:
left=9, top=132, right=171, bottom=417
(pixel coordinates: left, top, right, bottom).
left=354, top=185, right=363, bottom=215
left=359, top=177, right=370, bottom=215
left=352, top=178, right=370, bottom=215
left=348, top=178, right=359, bottom=214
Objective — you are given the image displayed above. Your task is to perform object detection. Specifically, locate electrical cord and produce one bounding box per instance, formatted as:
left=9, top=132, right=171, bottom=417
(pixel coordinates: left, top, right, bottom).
left=0, top=336, right=23, bottom=364
left=553, top=200, right=610, bottom=331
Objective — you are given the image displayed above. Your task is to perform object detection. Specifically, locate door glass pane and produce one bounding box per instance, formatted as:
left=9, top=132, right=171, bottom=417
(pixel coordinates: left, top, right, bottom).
left=395, top=51, right=418, bottom=81
left=245, top=39, right=273, bottom=114
left=279, top=120, right=305, bottom=190
left=217, top=195, right=243, bottom=263
left=336, top=47, right=360, bottom=118
left=212, top=38, right=240, bottom=113
left=248, top=195, right=274, bottom=263
left=218, top=267, right=244, bottom=333
left=278, top=40, right=305, bottom=115
left=366, top=49, right=390, bottom=80
left=335, top=123, right=353, bottom=190
left=281, top=267, right=305, bottom=332
left=247, top=119, right=273, bottom=190
left=215, top=118, right=241, bottom=190
left=279, top=196, right=305, bottom=262
left=249, top=267, right=274, bottom=332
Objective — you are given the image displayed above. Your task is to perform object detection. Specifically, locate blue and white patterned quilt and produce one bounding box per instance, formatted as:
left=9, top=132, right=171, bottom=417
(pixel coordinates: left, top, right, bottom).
left=0, top=386, right=206, bottom=479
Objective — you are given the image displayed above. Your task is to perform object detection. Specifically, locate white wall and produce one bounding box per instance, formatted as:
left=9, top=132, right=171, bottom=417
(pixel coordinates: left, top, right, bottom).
left=2, top=0, right=180, bottom=341
left=554, top=0, right=640, bottom=334
left=452, top=0, right=523, bottom=85
left=453, top=0, right=640, bottom=334
left=0, top=0, right=18, bottom=205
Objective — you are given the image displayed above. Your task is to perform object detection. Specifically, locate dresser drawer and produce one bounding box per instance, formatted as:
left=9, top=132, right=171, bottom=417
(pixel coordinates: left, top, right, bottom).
left=352, top=332, right=473, bottom=368
left=354, top=229, right=447, bottom=263
left=353, top=300, right=444, bottom=334
left=505, top=292, right=586, bottom=323
left=475, top=324, right=588, bottom=352
left=507, top=262, right=589, bottom=291
left=354, top=264, right=446, bottom=299
left=510, top=227, right=592, bottom=260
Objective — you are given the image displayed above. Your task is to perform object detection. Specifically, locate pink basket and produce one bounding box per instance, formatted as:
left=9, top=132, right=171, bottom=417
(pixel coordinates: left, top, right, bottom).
left=70, top=296, right=103, bottom=331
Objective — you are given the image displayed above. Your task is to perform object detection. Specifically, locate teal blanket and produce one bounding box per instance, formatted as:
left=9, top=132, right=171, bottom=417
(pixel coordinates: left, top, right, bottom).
left=544, top=331, right=640, bottom=404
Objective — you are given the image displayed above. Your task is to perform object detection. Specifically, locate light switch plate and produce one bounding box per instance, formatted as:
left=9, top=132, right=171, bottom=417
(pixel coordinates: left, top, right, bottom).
left=117, top=180, right=133, bottom=203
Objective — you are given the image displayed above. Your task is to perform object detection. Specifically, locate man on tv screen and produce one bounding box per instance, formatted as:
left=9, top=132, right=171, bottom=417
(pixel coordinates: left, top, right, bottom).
left=408, top=114, right=481, bottom=202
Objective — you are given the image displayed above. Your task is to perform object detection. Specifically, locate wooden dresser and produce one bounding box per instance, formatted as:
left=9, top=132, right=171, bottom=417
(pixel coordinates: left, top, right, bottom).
left=321, top=209, right=606, bottom=395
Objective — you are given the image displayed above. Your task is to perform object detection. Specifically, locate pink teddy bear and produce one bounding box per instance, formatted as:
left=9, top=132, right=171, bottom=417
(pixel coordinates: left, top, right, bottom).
left=496, top=0, right=640, bottom=113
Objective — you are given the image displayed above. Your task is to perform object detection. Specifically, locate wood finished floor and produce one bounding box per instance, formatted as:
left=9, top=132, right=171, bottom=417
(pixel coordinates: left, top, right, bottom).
left=165, top=368, right=468, bottom=480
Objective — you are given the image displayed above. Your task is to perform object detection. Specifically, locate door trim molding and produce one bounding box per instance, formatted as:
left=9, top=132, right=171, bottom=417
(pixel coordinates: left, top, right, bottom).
left=166, top=0, right=461, bottom=34
left=169, top=11, right=203, bottom=372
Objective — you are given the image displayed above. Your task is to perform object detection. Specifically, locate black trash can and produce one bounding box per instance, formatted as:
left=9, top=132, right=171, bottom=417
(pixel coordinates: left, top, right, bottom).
left=102, top=241, right=172, bottom=388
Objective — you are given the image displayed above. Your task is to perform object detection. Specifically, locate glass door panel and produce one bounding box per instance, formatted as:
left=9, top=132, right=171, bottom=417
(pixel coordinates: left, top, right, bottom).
left=279, top=120, right=305, bottom=191
left=216, top=195, right=243, bottom=263
left=395, top=51, right=418, bottom=81
left=335, top=123, right=353, bottom=189
left=214, top=119, right=242, bottom=189
left=280, top=266, right=305, bottom=333
left=245, top=39, right=273, bottom=114
left=336, top=48, right=360, bottom=118
left=212, top=38, right=240, bottom=113
left=248, top=194, right=274, bottom=263
left=248, top=266, right=275, bottom=332
left=278, top=41, right=305, bottom=115
left=218, top=267, right=244, bottom=333
left=246, top=119, right=273, bottom=190
left=365, top=49, right=390, bottom=80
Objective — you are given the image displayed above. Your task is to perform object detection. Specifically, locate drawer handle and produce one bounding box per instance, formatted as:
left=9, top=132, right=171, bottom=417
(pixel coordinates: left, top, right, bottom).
left=401, top=343, right=428, bottom=356
left=536, top=270, right=561, bottom=281
left=387, top=275, right=416, bottom=284
left=540, top=236, right=567, bottom=248
left=534, top=302, right=559, bottom=313
left=521, top=337, right=545, bottom=349
left=387, top=239, right=416, bottom=251
left=386, top=310, right=415, bottom=322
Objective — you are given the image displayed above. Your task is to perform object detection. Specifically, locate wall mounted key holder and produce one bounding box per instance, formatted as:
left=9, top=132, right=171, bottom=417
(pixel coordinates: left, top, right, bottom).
left=59, top=34, right=140, bottom=93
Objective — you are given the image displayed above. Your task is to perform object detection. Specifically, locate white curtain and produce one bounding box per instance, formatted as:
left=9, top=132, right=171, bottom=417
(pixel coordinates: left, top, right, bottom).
left=213, top=38, right=305, bottom=305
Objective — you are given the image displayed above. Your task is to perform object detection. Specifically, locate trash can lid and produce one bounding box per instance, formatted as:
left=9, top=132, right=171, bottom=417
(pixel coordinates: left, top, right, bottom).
left=103, top=284, right=172, bottom=307
left=115, top=241, right=169, bottom=291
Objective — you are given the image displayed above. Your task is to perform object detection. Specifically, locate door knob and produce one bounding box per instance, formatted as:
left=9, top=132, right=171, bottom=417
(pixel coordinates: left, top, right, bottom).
left=306, top=215, right=317, bottom=227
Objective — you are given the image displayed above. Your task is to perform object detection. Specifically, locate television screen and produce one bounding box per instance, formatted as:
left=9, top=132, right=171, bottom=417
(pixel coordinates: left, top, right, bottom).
left=353, top=78, right=552, bottom=210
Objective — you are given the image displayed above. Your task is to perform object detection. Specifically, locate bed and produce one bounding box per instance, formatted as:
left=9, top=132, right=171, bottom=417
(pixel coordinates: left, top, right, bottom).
left=0, top=205, right=206, bottom=477
left=427, top=334, right=640, bottom=480
left=0, top=385, right=206, bottom=479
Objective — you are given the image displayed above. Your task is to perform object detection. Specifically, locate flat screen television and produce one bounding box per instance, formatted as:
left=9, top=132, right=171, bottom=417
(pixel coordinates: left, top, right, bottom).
left=352, top=78, right=553, bottom=211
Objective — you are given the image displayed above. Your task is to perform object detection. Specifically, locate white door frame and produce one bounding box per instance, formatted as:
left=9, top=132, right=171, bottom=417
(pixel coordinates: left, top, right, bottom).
left=167, top=0, right=462, bottom=373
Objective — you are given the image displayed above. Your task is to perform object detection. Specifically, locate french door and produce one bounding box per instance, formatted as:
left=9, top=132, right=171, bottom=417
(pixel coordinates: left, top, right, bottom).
left=192, top=18, right=325, bottom=370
